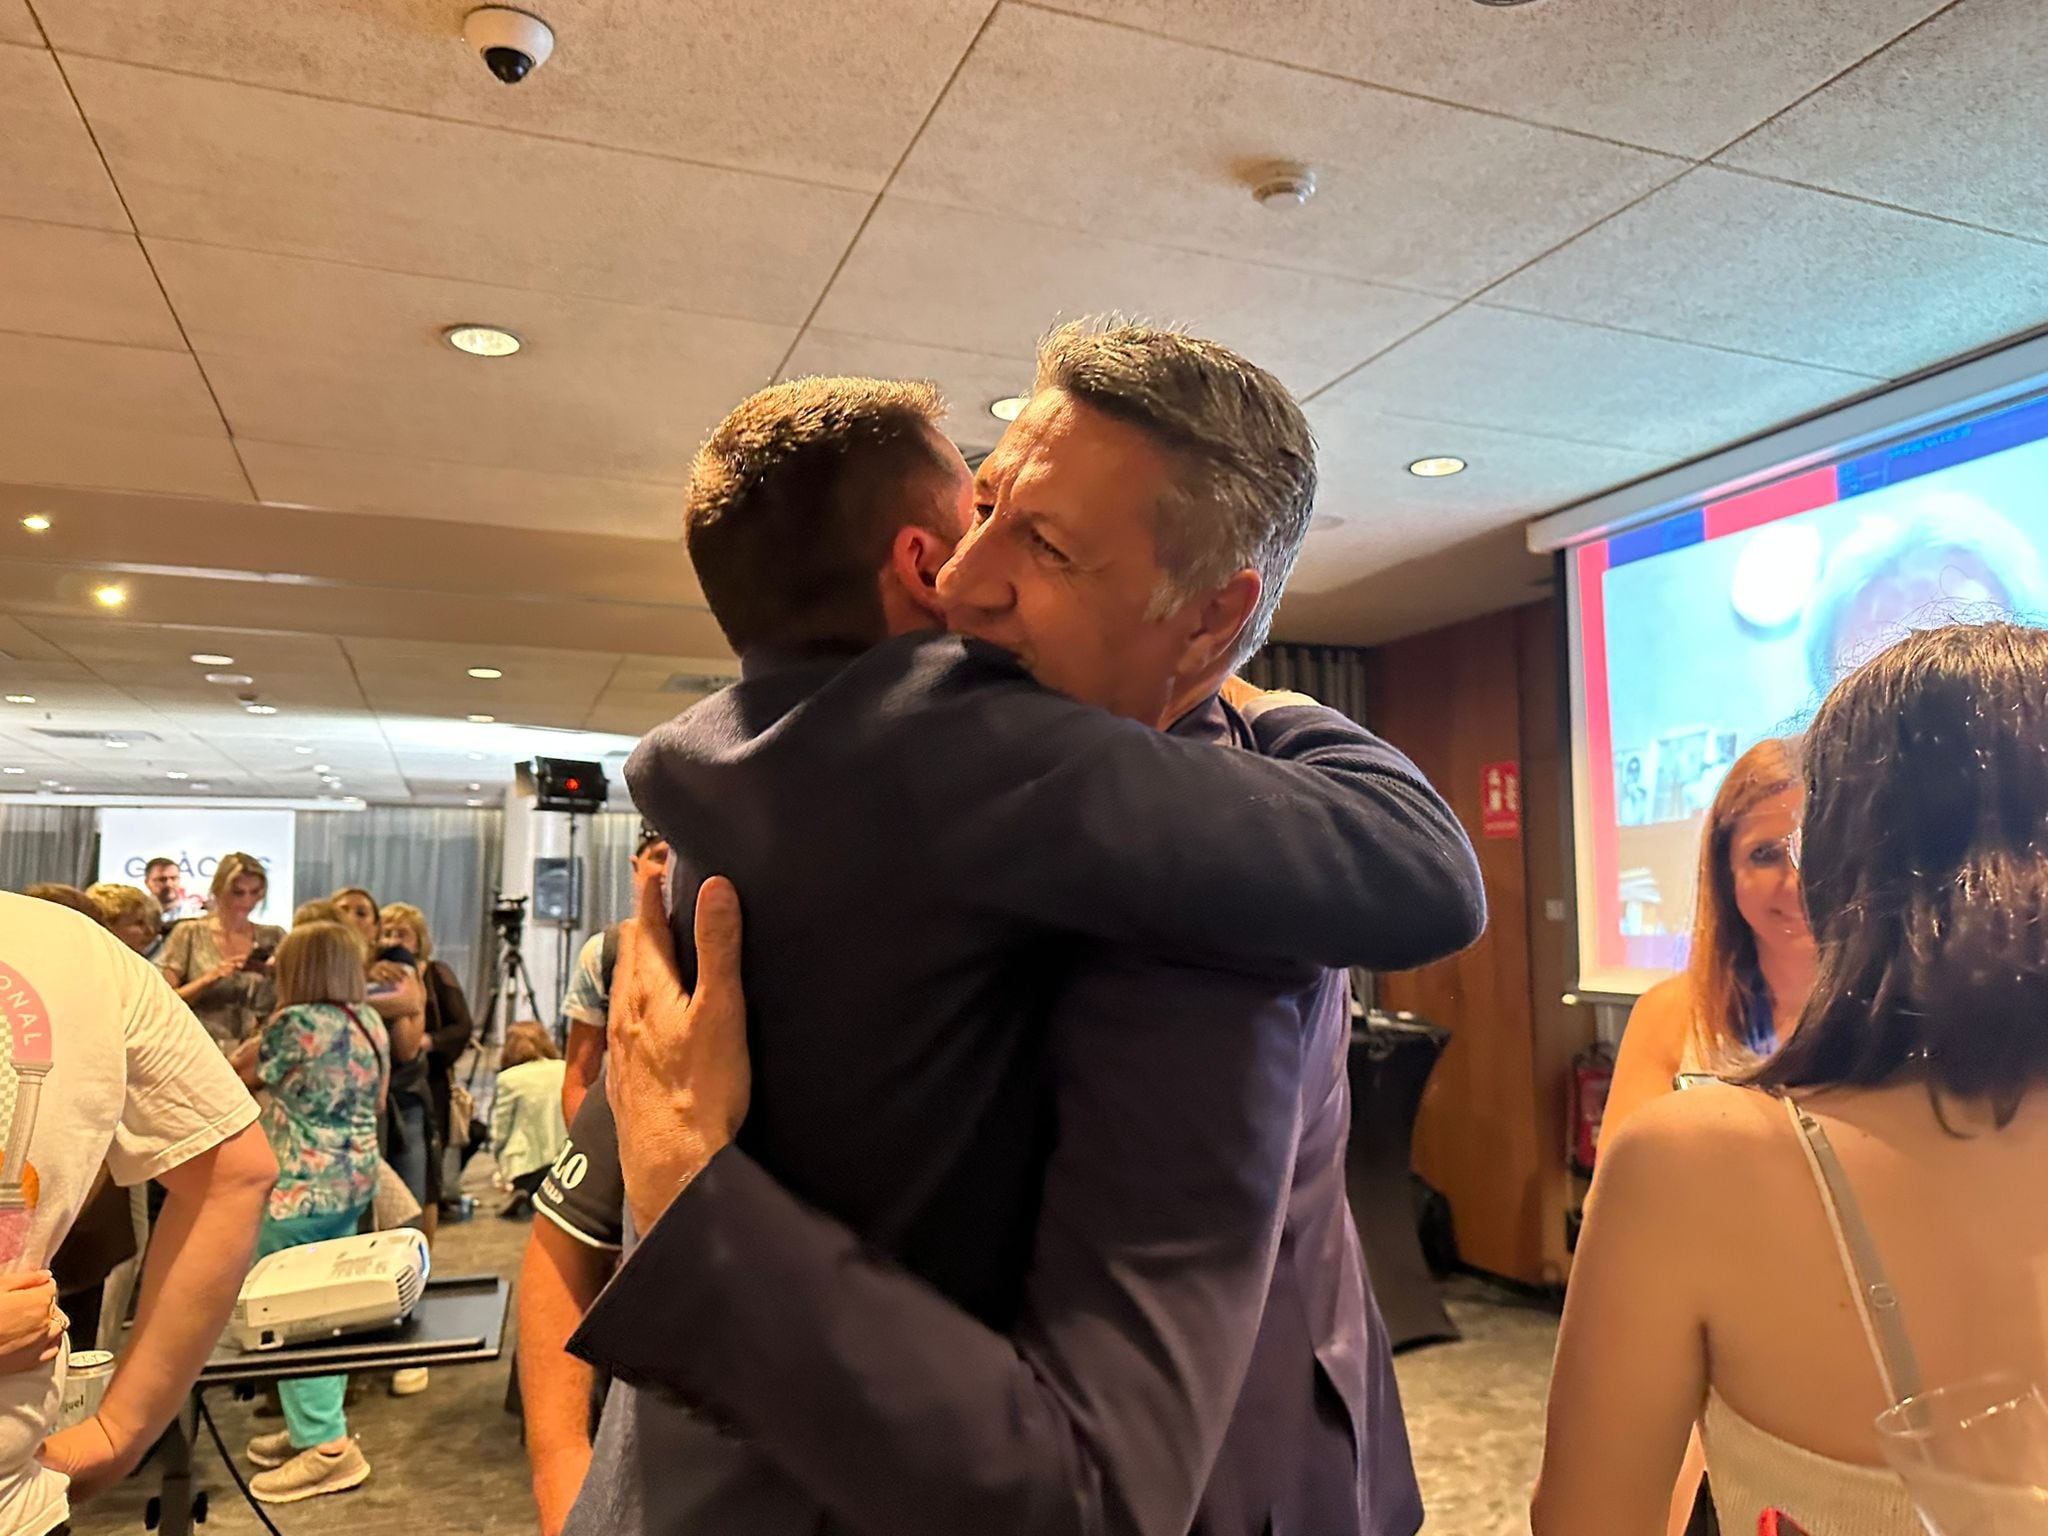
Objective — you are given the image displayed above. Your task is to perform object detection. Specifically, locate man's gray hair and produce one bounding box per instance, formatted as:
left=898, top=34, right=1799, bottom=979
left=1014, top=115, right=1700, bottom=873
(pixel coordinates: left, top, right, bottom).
left=1034, top=319, right=1317, bottom=664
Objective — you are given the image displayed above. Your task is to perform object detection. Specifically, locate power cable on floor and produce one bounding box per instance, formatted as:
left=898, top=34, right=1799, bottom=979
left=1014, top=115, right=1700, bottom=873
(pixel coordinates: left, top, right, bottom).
left=194, top=1389, right=289, bottom=1536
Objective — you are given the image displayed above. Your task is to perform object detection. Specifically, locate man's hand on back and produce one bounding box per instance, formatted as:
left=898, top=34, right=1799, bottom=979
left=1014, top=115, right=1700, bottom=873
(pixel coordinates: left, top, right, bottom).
left=610, top=862, right=750, bottom=1235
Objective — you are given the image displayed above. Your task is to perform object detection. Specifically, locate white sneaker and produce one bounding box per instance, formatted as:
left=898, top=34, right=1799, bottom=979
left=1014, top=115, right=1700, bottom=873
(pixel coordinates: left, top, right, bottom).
left=249, top=1441, right=370, bottom=1504
left=390, top=1366, right=429, bottom=1396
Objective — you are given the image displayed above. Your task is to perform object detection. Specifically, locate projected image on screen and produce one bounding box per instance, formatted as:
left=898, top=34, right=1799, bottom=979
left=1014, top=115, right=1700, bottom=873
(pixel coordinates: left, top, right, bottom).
left=1570, top=393, right=2048, bottom=989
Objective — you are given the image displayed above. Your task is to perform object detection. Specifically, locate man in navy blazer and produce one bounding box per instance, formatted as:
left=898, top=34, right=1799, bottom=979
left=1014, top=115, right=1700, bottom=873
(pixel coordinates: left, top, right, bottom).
left=565, top=325, right=1482, bottom=1536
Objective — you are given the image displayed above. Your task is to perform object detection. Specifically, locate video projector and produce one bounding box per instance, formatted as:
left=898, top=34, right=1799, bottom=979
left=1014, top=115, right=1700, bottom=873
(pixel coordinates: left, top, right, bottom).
left=230, top=1229, right=430, bottom=1351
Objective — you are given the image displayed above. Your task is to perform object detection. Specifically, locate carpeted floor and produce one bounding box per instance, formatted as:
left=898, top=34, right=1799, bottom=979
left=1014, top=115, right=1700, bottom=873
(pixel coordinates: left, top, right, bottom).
left=74, top=1159, right=538, bottom=1536
left=73, top=1177, right=1560, bottom=1536
left=1393, top=1276, right=1562, bottom=1534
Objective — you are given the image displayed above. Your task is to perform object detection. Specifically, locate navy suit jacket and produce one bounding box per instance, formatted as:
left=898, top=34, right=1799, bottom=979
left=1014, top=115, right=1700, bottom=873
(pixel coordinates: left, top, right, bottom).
left=568, top=633, right=1481, bottom=1535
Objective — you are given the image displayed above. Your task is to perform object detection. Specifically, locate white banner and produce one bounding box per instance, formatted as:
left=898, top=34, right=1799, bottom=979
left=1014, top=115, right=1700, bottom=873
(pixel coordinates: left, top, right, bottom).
left=96, top=808, right=296, bottom=923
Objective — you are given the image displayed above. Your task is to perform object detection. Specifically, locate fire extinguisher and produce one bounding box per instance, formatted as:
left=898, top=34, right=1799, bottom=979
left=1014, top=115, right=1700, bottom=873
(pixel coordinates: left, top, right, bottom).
left=1569, top=1043, right=1615, bottom=1178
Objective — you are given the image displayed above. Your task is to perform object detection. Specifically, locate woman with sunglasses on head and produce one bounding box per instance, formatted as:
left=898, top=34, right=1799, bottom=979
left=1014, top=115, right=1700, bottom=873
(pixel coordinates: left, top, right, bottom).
left=1601, top=740, right=1816, bottom=1535
left=1536, top=623, right=2048, bottom=1536
left=1603, top=738, right=1816, bottom=1145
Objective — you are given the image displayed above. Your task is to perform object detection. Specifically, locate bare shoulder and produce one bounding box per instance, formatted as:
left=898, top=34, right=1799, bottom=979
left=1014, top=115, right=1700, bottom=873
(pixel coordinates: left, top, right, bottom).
left=1601, top=1081, right=1785, bottom=1196
left=1623, top=974, right=1693, bottom=1045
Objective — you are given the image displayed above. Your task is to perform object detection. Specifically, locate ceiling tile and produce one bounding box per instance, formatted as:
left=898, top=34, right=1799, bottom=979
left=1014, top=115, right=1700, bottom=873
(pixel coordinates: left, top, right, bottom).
left=1489, top=167, right=2048, bottom=377
left=0, top=1, right=39, bottom=45
left=0, top=43, right=128, bottom=229
left=0, top=331, right=223, bottom=436
left=150, top=243, right=790, bottom=481
left=0, top=423, right=247, bottom=499
left=240, top=441, right=685, bottom=539
left=890, top=6, right=1679, bottom=298
left=36, top=0, right=989, bottom=192
left=342, top=635, right=621, bottom=730
left=813, top=198, right=1452, bottom=398
left=1290, top=409, right=1664, bottom=593
left=0, top=217, right=184, bottom=348
left=66, top=58, right=872, bottom=320
left=778, top=331, right=1034, bottom=457
left=1326, top=306, right=1880, bottom=459
left=0, top=332, right=243, bottom=497
left=1719, top=0, right=2048, bottom=242
left=1275, top=524, right=1552, bottom=648
left=1051, top=0, right=1947, bottom=159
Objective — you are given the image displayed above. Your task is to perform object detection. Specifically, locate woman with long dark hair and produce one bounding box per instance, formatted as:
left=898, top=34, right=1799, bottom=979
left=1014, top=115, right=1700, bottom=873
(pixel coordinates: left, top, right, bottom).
left=1537, top=623, right=2048, bottom=1536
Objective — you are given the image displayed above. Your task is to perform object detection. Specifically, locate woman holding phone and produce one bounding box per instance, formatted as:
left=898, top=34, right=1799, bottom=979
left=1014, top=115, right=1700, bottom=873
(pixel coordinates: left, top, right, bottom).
left=158, top=851, right=286, bottom=1048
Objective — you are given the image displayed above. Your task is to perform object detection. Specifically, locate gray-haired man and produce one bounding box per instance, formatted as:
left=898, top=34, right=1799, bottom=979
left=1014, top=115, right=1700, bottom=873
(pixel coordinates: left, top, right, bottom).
left=568, top=323, right=1482, bottom=1536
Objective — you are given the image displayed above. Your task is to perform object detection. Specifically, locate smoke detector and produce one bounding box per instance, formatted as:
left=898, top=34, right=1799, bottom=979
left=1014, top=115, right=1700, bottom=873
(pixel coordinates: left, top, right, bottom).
left=1251, top=163, right=1318, bottom=211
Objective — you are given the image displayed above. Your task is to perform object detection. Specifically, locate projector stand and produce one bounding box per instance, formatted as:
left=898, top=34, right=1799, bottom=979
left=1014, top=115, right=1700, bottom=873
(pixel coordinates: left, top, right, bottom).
left=143, top=1274, right=509, bottom=1534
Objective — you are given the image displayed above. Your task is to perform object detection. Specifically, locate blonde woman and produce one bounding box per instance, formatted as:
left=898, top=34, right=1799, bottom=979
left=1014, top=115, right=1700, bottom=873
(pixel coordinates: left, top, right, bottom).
left=229, top=921, right=388, bottom=1504
left=491, top=1023, right=566, bottom=1217
left=86, top=882, right=163, bottom=958
left=158, top=853, right=285, bottom=1047
left=375, top=904, right=474, bottom=1236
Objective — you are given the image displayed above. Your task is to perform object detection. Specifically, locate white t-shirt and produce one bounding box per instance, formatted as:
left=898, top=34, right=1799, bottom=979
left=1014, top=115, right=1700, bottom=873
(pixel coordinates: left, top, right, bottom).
left=561, top=931, right=609, bottom=1031
left=0, top=893, right=259, bottom=1536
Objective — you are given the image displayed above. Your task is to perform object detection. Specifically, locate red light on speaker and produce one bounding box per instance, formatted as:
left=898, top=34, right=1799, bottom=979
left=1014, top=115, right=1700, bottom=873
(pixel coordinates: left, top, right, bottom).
left=565, top=777, right=580, bottom=791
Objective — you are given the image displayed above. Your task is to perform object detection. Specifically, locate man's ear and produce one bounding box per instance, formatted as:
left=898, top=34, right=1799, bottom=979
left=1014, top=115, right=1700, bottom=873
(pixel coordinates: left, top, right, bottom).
left=883, top=523, right=956, bottom=625
left=1182, top=569, right=1261, bottom=674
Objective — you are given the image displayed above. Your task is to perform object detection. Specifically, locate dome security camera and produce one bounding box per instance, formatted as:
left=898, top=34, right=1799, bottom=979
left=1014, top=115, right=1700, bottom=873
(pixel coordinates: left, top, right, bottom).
left=463, top=7, right=555, bottom=85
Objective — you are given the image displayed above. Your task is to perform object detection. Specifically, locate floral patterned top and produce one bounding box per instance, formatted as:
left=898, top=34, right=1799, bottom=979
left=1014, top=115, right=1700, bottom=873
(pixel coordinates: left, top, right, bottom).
left=256, top=1002, right=388, bottom=1222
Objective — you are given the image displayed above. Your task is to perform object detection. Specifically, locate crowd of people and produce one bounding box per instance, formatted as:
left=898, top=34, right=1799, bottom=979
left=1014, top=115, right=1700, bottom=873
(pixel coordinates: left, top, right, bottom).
left=0, top=318, right=2042, bottom=1536
left=11, top=854, right=576, bottom=1510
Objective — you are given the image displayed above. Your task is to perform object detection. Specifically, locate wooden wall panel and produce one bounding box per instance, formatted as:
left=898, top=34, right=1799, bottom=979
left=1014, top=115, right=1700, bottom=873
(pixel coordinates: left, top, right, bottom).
left=1366, top=607, right=1542, bottom=1282
left=1517, top=599, right=1597, bottom=1286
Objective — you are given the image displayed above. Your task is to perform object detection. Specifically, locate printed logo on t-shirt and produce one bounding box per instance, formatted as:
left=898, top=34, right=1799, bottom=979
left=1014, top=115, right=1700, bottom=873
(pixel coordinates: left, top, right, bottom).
left=0, top=961, right=50, bottom=1267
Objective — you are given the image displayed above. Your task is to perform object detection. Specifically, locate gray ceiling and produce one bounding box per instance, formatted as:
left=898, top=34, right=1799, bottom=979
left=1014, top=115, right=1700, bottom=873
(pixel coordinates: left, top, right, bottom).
left=2, top=0, right=2044, bottom=792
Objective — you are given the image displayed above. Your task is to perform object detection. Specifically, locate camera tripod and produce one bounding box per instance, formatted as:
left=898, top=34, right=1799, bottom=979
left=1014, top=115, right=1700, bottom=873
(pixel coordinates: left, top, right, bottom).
left=482, top=900, right=546, bottom=1043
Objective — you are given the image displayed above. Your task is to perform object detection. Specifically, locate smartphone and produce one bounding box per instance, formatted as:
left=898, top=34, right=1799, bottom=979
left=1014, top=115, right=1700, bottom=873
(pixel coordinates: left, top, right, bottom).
left=241, top=942, right=275, bottom=972
left=1759, top=1512, right=1811, bottom=1536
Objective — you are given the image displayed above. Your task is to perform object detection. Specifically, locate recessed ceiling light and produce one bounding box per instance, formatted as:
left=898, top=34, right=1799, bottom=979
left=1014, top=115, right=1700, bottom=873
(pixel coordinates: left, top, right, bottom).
left=189, top=652, right=235, bottom=666
left=0, top=767, right=21, bottom=775
left=4, top=695, right=32, bottom=705
left=293, top=744, right=314, bottom=754
left=466, top=798, right=484, bottom=807
left=444, top=324, right=521, bottom=358
left=92, top=584, right=126, bottom=608
left=203, top=672, right=254, bottom=686
left=190, top=782, right=211, bottom=790
left=1407, top=456, right=1468, bottom=478
left=39, top=779, right=58, bottom=788
left=988, top=395, right=1028, bottom=422
left=467, top=782, right=481, bottom=791
left=313, top=763, right=331, bottom=772
left=165, top=770, right=189, bottom=780
left=467, top=752, right=485, bottom=761
left=467, top=713, right=495, bottom=724
left=467, top=666, right=503, bottom=680
left=105, top=739, right=130, bottom=749
left=19, top=514, right=50, bottom=533
left=58, top=785, right=74, bottom=793
left=244, top=703, right=278, bottom=715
